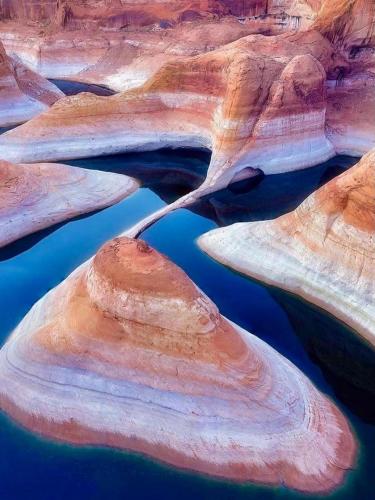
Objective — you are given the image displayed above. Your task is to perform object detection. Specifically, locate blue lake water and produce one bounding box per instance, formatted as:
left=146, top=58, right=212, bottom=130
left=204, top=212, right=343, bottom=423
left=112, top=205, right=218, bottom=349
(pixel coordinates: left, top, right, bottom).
left=0, top=150, right=374, bottom=500
left=50, top=79, right=115, bottom=96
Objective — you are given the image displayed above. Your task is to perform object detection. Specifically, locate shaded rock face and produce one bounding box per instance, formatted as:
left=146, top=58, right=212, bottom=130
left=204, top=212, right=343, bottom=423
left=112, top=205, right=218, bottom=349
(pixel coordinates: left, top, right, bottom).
left=0, top=40, right=63, bottom=126
left=0, top=236, right=356, bottom=493
left=199, top=148, right=375, bottom=346
left=0, top=159, right=138, bottom=247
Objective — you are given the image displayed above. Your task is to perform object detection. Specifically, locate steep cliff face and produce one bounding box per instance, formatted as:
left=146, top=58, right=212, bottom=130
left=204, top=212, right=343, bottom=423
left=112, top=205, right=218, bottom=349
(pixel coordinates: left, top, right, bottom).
left=0, top=236, right=356, bottom=493
left=0, top=0, right=269, bottom=28
left=199, top=148, right=375, bottom=346
left=0, top=0, right=324, bottom=29
left=0, top=159, right=138, bottom=247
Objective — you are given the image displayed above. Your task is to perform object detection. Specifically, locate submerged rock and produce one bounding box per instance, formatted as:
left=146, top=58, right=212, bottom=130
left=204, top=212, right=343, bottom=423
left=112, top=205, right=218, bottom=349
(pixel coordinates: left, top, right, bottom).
left=0, top=236, right=356, bottom=493
left=0, top=160, right=138, bottom=248
left=199, top=148, right=375, bottom=346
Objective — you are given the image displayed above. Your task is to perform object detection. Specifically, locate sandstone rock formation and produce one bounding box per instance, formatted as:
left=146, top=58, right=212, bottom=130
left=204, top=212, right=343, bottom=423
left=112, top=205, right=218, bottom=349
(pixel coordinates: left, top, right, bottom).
left=0, top=40, right=63, bottom=127
left=199, top=148, right=375, bottom=346
left=0, top=0, right=373, bottom=186
left=0, top=1, right=320, bottom=84
left=0, top=29, right=347, bottom=184
left=316, top=0, right=375, bottom=158
left=0, top=1, right=319, bottom=30
left=0, top=236, right=356, bottom=493
left=0, top=160, right=138, bottom=247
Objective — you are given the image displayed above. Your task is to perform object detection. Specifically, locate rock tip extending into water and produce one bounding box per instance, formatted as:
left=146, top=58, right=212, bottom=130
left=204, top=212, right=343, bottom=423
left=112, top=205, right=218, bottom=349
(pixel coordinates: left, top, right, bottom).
left=0, top=235, right=356, bottom=494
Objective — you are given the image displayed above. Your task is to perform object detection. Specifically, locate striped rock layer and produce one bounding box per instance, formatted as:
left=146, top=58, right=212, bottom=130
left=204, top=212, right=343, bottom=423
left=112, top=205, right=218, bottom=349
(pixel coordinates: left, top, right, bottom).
left=0, top=160, right=138, bottom=247
left=0, top=28, right=361, bottom=187
left=0, top=1, right=319, bottom=29
left=0, top=41, right=63, bottom=127
left=199, top=148, right=375, bottom=346
left=0, top=236, right=356, bottom=493
left=0, top=1, right=319, bottom=83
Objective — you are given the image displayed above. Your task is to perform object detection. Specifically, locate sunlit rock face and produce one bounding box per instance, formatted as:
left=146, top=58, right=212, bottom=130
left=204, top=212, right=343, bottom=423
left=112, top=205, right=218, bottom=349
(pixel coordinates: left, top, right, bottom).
left=0, top=40, right=63, bottom=126
left=199, top=148, right=375, bottom=347
left=0, top=1, right=320, bottom=83
left=0, top=1, right=318, bottom=29
left=0, top=236, right=356, bottom=493
left=1, top=1, right=373, bottom=189
left=0, top=29, right=343, bottom=186
left=0, top=160, right=138, bottom=247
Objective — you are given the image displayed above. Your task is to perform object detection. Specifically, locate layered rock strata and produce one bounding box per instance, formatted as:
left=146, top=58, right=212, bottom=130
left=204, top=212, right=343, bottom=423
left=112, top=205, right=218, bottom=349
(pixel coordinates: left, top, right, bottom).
left=0, top=160, right=138, bottom=247
left=1, top=2, right=372, bottom=183
left=0, top=236, right=356, bottom=493
left=0, top=30, right=345, bottom=186
left=0, top=1, right=321, bottom=85
left=0, top=41, right=63, bottom=126
left=0, top=1, right=319, bottom=30
left=199, top=149, right=375, bottom=346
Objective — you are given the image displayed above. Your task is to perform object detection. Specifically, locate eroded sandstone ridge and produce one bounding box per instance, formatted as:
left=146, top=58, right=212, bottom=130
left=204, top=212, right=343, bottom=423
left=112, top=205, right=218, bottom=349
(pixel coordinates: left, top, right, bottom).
left=0, top=236, right=356, bottom=492
left=0, top=1, right=318, bottom=30
left=0, top=1, right=320, bottom=84
left=0, top=30, right=355, bottom=181
left=0, top=0, right=374, bottom=190
left=0, top=160, right=138, bottom=247
left=199, top=148, right=375, bottom=346
left=0, top=40, right=63, bottom=126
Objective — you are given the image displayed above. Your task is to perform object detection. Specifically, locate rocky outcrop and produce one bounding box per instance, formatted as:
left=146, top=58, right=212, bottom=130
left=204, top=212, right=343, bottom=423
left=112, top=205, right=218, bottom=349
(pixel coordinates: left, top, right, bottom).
left=0, top=1, right=321, bottom=83
left=0, top=30, right=345, bottom=185
left=199, top=148, right=375, bottom=346
left=0, top=160, right=138, bottom=247
left=0, top=236, right=356, bottom=493
left=0, top=40, right=63, bottom=126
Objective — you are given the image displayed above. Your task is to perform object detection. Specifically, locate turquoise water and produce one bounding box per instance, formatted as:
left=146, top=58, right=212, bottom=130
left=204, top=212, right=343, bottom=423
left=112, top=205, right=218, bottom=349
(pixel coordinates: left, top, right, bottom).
left=0, top=151, right=374, bottom=499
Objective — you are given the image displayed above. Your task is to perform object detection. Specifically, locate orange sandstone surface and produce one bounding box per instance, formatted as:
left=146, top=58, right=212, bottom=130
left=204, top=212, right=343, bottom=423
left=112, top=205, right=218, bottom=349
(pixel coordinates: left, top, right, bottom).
left=0, top=1, right=320, bottom=84
left=0, top=0, right=373, bottom=187
left=0, top=159, right=138, bottom=247
left=0, top=29, right=348, bottom=182
left=199, top=148, right=375, bottom=346
left=0, top=1, right=318, bottom=30
left=0, top=236, right=356, bottom=493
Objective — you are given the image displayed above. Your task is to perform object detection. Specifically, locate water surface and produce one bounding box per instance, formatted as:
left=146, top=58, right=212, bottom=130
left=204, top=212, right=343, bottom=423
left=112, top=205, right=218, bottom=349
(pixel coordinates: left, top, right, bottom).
left=50, top=79, right=115, bottom=96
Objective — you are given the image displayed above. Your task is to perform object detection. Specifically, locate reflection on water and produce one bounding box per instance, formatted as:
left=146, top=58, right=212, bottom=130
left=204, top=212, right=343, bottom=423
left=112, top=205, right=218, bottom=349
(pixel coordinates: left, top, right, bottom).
left=67, top=148, right=211, bottom=203
left=0, top=150, right=373, bottom=500
left=192, top=155, right=357, bottom=225
left=269, top=288, right=375, bottom=423
left=0, top=125, right=17, bottom=135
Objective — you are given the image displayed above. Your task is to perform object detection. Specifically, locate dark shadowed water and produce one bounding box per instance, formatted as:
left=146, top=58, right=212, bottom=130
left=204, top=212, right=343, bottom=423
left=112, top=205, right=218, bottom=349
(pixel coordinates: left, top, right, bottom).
left=0, top=150, right=374, bottom=500
left=50, top=79, right=115, bottom=96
